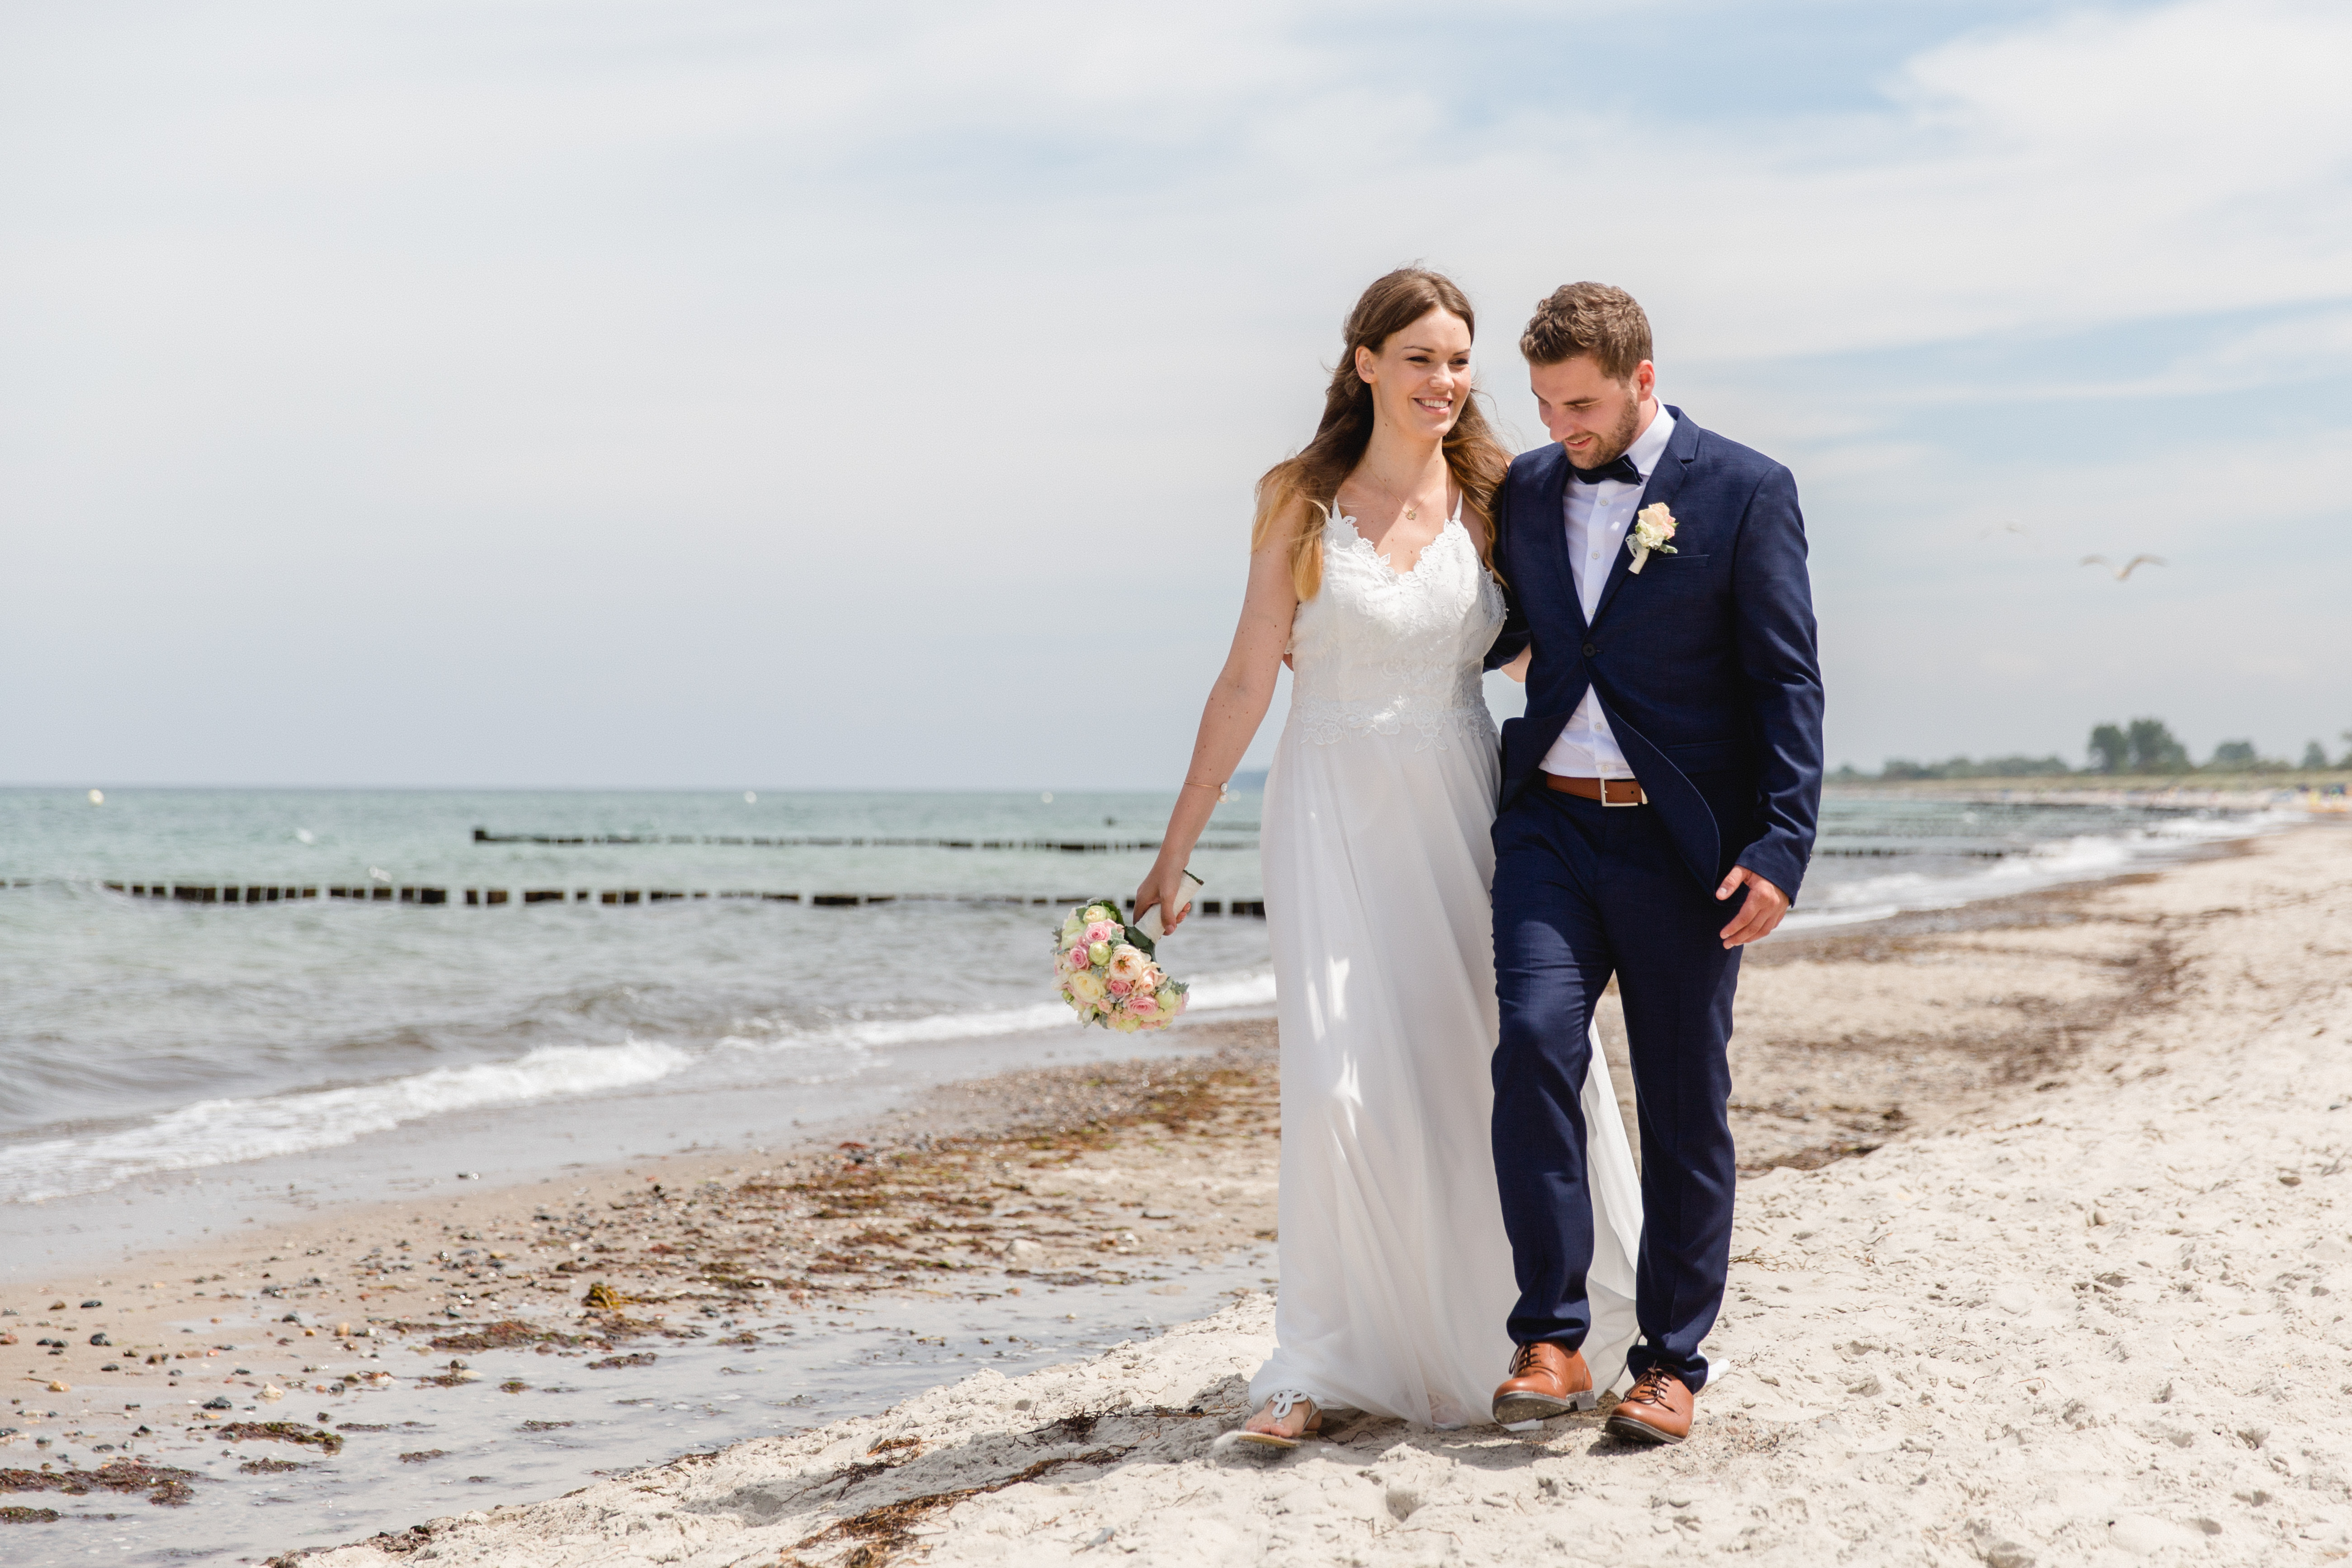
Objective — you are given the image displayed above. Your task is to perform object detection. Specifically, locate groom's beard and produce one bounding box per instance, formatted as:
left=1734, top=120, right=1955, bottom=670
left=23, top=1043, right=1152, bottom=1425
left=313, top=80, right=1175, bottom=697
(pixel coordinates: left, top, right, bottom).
left=1570, top=396, right=1644, bottom=470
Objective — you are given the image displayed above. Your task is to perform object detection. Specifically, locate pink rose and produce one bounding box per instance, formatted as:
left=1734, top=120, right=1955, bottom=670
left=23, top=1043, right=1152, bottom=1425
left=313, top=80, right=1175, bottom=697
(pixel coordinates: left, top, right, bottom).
left=1061, top=945, right=1091, bottom=974
left=1106, top=945, right=1151, bottom=987
left=1083, top=920, right=1122, bottom=947
left=1128, top=990, right=1160, bottom=1018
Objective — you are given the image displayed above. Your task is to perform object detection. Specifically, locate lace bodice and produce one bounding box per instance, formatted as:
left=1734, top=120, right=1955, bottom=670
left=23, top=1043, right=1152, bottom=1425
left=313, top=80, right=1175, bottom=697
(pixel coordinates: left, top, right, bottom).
left=1287, top=502, right=1504, bottom=750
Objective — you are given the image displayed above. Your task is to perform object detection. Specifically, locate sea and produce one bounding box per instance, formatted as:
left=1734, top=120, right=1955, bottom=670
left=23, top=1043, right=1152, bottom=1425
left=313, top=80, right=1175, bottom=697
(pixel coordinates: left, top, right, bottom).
left=0, top=784, right=2300, bottom=1253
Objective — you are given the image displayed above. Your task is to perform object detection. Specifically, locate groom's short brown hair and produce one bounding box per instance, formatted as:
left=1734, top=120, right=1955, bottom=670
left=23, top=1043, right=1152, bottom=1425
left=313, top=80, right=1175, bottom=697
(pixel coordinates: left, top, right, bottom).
left=1520, top=283, right=1652, bottom=380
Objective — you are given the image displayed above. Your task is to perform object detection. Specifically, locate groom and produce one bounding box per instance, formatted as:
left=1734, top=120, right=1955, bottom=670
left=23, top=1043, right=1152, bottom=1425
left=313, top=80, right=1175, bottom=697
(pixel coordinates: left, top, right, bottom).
left=1482, top=283, right=1823, bottom=1445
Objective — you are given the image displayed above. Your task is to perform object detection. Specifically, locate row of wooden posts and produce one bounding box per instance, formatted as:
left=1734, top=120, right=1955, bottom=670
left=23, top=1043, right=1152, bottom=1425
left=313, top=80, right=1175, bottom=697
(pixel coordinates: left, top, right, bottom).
left=82, top=881, right=1267, bottom=915
left=472, top=828, right=1256, bottom=854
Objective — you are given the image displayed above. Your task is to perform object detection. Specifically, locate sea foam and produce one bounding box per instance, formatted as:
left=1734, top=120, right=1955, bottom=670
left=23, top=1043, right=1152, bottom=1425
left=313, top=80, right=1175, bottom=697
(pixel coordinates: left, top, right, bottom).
left=721, top=965, right=1281, bottom=1054
left=1784, top=808, right=2300, bottom=932
left=0, top=1039, right=690, bottom=1204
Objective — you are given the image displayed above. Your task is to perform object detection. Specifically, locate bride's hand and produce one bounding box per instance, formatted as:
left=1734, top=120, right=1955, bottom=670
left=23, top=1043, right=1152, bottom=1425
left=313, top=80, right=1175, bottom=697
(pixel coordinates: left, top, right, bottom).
left=1133, top=860, right=1191, bottom=935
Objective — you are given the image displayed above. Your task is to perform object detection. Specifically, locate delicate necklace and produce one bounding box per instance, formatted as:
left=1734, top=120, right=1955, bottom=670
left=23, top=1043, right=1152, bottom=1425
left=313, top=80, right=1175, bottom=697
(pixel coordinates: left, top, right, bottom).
left=1358, top=462, right=1435, bottom=523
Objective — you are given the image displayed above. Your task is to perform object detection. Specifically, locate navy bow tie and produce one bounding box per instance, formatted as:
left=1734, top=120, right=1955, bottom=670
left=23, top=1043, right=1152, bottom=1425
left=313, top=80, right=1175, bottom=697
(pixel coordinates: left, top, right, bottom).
left=1567, top=453, right=1643, bottom=486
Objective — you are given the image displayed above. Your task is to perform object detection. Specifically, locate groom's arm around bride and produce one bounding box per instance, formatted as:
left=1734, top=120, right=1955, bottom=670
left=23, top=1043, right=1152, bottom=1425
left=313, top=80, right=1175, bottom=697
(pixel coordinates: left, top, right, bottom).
left=1482, top=282, right=1823, bottom=1446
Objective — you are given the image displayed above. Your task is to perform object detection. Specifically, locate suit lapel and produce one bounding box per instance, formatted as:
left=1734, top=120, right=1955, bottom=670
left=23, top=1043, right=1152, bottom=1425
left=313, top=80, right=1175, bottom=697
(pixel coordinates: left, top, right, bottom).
left=1521, top=444, right=1584, bottom=633
left=1588, top=407, right=1700, bottom=628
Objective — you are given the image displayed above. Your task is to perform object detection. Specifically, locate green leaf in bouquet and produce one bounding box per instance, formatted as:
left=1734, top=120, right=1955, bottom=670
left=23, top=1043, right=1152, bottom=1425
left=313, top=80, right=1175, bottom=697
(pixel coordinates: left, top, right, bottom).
left=1075, top=897, right=1154, bottom=956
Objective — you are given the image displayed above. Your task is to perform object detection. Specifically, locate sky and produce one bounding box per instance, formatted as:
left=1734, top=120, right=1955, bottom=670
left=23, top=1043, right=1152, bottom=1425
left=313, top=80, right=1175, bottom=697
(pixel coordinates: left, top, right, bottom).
left=3, top=0, right=2348, bottom=789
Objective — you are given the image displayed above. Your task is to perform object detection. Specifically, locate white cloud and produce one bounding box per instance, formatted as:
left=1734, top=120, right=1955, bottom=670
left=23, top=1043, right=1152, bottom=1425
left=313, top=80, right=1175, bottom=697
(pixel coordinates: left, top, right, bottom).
left=1439, top=1, right=2352, bottom=361
left=0, top=0, right=2346, bottom=784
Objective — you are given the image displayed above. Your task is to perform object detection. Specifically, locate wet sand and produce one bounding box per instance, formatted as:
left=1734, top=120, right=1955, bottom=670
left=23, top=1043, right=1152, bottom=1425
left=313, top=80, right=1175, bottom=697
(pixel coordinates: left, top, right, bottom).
left=0, top=1020, right=1291, bottom=1561
left=0, top=1025, right=1283, bottom=1438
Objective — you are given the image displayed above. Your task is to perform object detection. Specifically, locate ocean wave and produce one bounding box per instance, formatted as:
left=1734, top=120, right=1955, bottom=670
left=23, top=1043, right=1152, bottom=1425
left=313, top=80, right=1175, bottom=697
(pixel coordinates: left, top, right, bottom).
left=833, top=1001, right=1079, bottom=1050
left=1176, top=967, right=1279, bottom=1012
left=716, top=965, right=1282, bottom=1057
left=0, top=1039, right=691, bottom=1204
left=1785, top=811, right=2298, bottom=932
left=836, top=964, right=1278, bottom=1048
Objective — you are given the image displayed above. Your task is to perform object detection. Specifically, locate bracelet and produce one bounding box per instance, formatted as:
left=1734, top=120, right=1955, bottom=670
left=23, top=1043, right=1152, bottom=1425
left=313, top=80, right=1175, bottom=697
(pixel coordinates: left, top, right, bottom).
left=1182, top=779, right=1237, bottom=804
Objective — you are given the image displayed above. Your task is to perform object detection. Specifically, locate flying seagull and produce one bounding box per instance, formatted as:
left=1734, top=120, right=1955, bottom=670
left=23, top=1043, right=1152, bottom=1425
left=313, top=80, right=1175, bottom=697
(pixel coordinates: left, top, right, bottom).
left=2080, top=554, right=2166, bottom=581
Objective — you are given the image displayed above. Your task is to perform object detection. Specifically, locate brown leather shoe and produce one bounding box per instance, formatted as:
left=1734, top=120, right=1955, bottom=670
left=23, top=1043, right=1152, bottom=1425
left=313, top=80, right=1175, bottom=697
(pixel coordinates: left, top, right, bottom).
left=1605, top=1366, right=1694, bottom=1445
left=1491, top=1341, right=1597, bottom=1425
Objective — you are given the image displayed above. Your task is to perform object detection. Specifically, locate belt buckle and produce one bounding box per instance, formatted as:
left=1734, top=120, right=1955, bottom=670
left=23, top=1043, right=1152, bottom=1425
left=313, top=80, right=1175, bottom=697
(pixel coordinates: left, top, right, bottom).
left=1601, top=781, right=1646, bottom=808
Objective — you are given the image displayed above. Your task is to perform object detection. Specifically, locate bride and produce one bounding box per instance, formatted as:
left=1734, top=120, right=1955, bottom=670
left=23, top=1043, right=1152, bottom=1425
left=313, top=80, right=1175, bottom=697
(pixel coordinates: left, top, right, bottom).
left=1136, top=269, right=1641, bottom=1440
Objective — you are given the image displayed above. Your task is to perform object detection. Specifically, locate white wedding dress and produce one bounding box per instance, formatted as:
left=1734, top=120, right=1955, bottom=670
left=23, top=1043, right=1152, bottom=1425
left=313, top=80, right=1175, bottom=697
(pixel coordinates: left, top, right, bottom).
left=1248, top=499, right=1644, bottom=1428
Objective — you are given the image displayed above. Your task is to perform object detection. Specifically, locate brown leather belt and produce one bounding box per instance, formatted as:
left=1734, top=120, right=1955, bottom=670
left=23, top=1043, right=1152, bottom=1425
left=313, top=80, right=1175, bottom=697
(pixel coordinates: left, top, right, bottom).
left=1544, top=773, right=1648, bottom=807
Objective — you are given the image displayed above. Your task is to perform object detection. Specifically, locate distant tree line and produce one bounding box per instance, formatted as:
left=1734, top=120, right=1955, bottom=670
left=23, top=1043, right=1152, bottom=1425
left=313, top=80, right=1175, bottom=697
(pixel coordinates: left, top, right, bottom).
left=1831, top=719, right=2352, bottom=782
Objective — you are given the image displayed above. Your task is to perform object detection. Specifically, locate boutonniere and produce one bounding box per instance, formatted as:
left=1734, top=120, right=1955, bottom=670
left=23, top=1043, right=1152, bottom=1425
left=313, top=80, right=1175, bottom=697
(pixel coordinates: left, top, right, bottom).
left=1627, top=503, right=1678, bottom=575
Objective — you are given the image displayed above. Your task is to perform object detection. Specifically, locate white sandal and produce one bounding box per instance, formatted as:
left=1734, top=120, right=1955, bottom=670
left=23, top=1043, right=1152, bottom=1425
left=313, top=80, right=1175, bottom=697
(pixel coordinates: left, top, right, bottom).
left=1233, top=1389, right=1323, bottom=1450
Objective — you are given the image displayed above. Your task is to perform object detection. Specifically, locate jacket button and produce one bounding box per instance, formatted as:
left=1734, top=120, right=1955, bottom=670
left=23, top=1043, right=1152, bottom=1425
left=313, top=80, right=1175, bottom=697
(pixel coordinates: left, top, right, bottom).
left=1582, top=642, right=1597, bottom=657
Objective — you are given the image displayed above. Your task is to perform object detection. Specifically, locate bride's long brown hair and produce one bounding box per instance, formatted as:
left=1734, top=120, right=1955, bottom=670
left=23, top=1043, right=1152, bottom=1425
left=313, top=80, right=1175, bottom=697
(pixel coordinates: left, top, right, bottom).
left=1252, top=268, right=1513, bottom=600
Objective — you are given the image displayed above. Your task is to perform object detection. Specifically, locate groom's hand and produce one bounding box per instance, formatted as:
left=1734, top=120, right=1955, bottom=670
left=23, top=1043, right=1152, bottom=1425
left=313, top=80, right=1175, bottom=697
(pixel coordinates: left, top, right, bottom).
left=1714, top=866, right=1789, bottom=948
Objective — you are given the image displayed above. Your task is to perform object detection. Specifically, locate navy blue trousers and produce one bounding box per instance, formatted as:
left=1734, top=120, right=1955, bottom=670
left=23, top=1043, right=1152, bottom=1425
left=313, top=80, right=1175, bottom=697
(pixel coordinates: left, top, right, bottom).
left=1490, top=787, right=1741, bottom=1391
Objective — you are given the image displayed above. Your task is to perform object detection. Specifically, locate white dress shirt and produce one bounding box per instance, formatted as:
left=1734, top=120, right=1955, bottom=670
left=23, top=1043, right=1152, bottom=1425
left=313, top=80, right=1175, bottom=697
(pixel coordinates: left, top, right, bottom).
left=1538, top=405, right=1677, bottom=780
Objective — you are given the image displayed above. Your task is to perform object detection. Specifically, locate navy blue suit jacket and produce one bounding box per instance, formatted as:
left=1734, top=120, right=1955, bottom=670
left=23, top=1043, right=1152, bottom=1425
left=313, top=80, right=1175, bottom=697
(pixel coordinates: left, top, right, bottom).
left=1485, top=407, right=1824, bottom=902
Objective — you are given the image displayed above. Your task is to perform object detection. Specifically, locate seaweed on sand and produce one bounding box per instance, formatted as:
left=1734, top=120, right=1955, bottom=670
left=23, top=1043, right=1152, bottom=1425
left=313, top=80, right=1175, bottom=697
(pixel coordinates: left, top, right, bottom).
left=788, top=1446, right=1133, bottom=1568
left=426, top=1318, right=589, bottom=1354
left=0, top=1459, right=202, bottom=1508
left=216, top=1422, right=345, bottom=1455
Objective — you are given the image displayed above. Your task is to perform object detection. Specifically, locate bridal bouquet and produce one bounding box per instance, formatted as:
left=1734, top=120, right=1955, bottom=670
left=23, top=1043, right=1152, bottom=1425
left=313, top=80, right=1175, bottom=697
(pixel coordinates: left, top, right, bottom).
left=1054, top=900, right=1189, bottom=1033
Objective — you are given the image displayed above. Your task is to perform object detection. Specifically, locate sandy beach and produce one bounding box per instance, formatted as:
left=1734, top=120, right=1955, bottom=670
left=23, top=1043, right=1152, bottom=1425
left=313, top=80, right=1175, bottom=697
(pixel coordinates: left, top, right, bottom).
left=6, top=820, right=2347, bottom=1563
left=12, top=2, right=2347, bottom=1563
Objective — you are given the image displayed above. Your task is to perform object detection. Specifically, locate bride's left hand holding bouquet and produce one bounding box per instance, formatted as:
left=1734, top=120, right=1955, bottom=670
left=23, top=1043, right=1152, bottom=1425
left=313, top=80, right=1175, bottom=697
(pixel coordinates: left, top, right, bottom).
left=1054, top=900, right=1189, bottom=1033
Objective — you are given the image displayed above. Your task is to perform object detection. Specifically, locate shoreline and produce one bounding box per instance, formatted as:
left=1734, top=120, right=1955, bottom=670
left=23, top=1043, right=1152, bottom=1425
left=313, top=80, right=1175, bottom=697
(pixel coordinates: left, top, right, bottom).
left=0, top=1002, right=1275, bottom=1284
left=6, top=822, right=2346, bottom=1562
left=0, top=1014, right=1287, bottom=1383
left=2, top=782, right=2297, bottom=1253
left=1826, top=776, right=2349, bottom=803
left=0, top=1019, right=1289, bottom=1564
left=5, top=817, right=2239, bottom=1377
left=260, top=818, right=2352, bottom=1567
